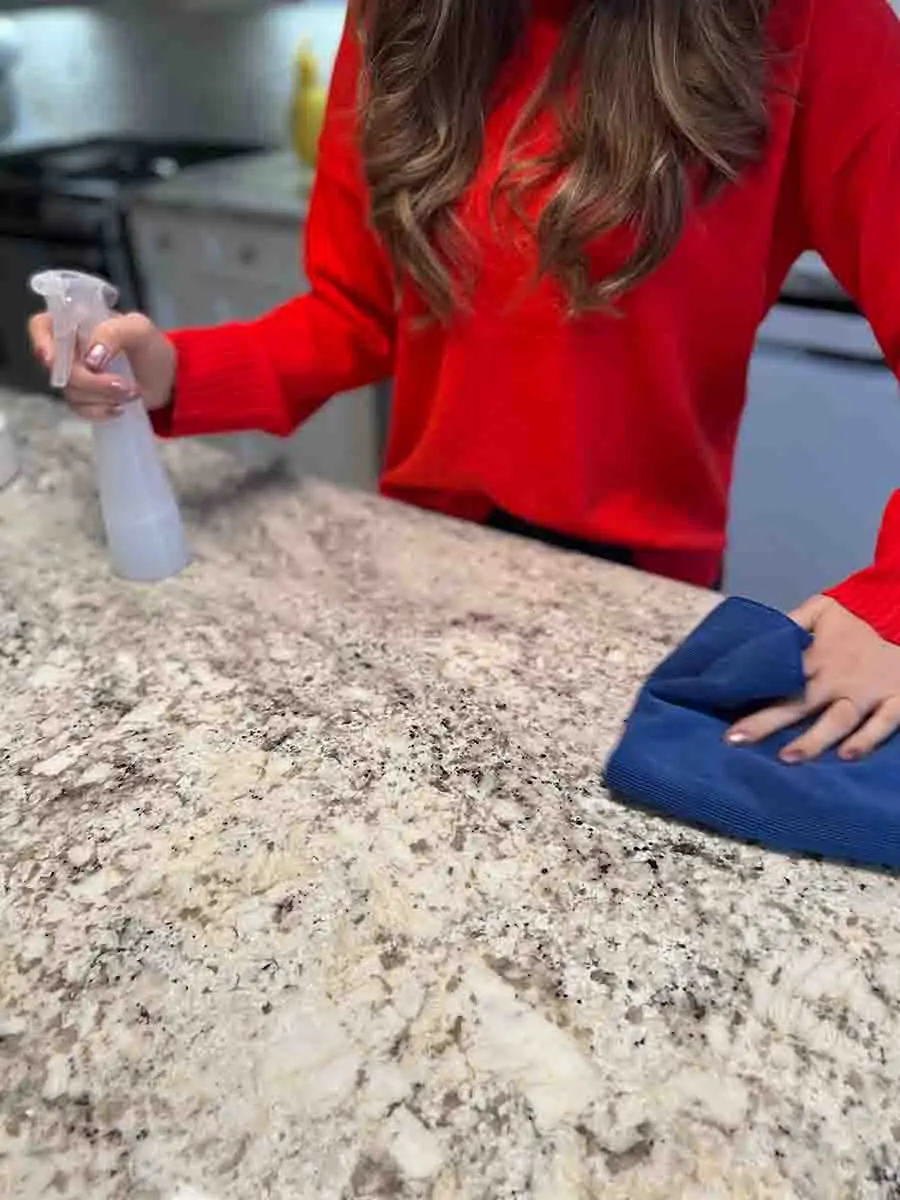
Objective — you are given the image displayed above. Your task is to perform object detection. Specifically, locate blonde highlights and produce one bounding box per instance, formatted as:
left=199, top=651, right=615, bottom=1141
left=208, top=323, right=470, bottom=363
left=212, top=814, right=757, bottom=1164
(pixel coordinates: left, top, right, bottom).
left=358, top=0, right=770, bottom=316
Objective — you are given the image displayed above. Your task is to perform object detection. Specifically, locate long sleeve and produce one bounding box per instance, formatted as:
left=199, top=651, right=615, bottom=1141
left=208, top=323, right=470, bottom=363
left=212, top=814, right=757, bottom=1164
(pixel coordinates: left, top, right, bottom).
left=828, top=492, right=900, bottom=639
left=152, top=10, right=395, bottom=441
left=787, top=0, right=900, bottom=641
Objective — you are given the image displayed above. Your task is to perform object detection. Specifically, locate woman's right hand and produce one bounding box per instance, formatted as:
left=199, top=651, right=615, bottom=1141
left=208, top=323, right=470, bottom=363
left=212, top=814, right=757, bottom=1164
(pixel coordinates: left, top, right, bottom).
left=27, top=311, right=177, bottom=421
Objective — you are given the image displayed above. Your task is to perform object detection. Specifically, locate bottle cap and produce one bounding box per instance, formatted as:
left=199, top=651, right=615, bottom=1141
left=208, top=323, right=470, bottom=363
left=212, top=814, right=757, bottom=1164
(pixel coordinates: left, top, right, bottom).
left=31, top=270, right=118, bottom=388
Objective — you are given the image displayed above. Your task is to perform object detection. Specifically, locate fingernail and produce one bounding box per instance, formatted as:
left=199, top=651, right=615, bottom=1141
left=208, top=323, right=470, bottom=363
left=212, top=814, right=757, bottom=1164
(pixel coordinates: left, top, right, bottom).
left=780, top=749, right=805, bottom=765
left=840, top=748, right=861, bottom=762
left=725, top=731, right=748, bottom=745
left=85, top=343, right=109, bottom=370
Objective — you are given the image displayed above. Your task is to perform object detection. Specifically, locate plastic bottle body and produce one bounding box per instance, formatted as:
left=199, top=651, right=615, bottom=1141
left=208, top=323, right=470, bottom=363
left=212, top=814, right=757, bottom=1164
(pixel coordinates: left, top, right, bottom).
left=30, top=270, right=191, bottom=583
left=94, top=356, right=191, bottom=581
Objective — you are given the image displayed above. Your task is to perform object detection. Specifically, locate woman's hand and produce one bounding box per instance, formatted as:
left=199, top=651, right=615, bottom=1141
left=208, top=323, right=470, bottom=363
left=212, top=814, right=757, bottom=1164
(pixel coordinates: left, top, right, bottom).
left=28, top=311, right=176, bottom=420
left=726, top=595, right=900, bottom=762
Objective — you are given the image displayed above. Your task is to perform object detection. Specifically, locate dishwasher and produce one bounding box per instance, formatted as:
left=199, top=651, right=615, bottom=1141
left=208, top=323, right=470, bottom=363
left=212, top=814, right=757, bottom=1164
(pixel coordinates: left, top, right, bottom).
left=726, top=254, right=900, bottom=610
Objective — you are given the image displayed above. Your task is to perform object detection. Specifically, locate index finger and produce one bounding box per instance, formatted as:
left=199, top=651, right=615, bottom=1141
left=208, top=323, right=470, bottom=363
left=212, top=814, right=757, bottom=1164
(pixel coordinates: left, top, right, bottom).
left=725, top=695, right=812, bottom=745
left=28, top=312, right=54, bottom=366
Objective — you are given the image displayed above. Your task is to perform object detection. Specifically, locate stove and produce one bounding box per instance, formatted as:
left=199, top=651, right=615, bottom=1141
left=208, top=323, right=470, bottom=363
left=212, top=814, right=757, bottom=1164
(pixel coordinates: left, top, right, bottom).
left=0, top=135, right=264, bottom=392
left=0, top=136, right=262, bottom=194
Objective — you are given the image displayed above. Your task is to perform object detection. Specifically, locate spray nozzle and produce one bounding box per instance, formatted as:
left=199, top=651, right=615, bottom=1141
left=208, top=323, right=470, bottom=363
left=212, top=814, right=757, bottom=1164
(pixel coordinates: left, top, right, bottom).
left=30, top=270, right=119, bottom=390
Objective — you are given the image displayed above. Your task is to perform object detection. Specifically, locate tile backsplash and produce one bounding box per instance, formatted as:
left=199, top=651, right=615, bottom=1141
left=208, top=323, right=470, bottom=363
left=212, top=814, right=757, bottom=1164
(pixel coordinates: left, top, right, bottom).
left=2, top=2, right=348, bottom=148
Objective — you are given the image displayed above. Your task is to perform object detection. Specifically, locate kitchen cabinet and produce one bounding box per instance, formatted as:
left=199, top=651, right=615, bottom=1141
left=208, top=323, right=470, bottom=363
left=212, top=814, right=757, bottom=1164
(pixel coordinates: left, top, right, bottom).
left=727, top=307, right=900, bottom=609
left=129, top=201, right=383, bottom=489
left=131, top=207, right=304, bottom=325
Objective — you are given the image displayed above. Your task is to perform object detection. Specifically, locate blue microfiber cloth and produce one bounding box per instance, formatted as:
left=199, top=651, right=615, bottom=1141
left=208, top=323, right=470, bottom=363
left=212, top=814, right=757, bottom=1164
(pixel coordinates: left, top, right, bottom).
left=605, top=596, right=900, bottom=869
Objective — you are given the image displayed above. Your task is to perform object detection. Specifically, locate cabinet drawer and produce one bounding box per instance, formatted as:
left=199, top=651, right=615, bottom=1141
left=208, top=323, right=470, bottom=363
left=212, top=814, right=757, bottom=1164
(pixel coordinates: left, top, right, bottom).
left=204, top=218, right=303, bottom=288
left=131, top=207, right=305, bottom=291
left=130, top=207, right=194, bottom=270
left=208, top=388, right=383, bottom=494
left=140, top=269, right=242, bottom=328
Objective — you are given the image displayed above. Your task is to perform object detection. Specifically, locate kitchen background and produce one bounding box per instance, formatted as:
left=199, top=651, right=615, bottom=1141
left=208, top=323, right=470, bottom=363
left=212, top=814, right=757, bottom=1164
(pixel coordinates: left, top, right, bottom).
left=7, top=3, right=346, bottom=147
left=1, top=0, right=899, bottom=611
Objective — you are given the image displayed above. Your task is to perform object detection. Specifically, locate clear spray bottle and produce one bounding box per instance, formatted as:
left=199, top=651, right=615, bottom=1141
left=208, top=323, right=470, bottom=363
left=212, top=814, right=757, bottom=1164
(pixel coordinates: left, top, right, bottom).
left=31, top=269, right=191, bottom=582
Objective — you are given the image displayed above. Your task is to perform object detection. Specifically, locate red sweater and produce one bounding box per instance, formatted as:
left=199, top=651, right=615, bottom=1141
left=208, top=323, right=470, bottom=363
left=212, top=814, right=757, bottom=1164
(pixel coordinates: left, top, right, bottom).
left=156, top=0, right=900, bottom=643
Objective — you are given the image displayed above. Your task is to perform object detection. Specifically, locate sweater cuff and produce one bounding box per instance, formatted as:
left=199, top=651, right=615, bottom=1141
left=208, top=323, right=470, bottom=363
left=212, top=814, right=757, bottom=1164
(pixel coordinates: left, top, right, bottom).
left=826, top=567, right=900, bottom=645
left=150, top=326, right=291, bottom=440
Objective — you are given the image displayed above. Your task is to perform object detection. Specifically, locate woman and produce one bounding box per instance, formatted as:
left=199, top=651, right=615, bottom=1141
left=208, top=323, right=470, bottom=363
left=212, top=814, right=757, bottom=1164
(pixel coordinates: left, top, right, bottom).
left=29, top=0, right=900, bottom=761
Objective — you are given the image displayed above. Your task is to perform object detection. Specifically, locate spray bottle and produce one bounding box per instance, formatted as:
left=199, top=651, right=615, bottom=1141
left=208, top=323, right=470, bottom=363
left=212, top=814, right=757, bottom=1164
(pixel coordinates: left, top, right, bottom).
left=31, top=269, right=191, bottom=582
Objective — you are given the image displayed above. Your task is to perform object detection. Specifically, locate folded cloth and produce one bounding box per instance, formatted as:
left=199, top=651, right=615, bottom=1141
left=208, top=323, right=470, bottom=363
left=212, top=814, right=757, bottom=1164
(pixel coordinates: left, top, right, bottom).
left=605, top=597, right=900, bottom=869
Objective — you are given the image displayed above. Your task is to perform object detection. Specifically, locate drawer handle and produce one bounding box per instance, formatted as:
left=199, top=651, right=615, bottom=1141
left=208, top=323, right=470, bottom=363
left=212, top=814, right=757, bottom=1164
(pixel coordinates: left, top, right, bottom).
left=238, top=245, right=258, bottom=267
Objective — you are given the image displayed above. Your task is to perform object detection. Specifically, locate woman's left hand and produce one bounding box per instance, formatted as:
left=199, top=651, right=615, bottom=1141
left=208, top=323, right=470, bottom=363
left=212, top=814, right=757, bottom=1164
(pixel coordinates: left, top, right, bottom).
left=726, top=595, right=900, bottom=763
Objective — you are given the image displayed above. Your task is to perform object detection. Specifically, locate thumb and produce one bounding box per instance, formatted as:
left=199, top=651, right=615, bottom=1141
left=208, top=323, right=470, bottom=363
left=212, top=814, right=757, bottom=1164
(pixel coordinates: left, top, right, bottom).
left=83, top=312, right=157, bottom=372
left=787, top=593, right=828, bottom=631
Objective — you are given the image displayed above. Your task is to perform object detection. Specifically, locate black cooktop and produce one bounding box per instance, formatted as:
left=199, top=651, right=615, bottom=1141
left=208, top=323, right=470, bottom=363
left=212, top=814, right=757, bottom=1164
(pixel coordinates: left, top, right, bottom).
left=0, top=135, right=265, bottom=197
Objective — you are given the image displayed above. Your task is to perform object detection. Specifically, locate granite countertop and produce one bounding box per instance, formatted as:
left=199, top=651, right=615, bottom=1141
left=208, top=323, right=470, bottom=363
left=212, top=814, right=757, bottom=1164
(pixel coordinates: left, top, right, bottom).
left=128, top=150, right=314, bottom=223
left=3, top=394, right=900, bottom=1199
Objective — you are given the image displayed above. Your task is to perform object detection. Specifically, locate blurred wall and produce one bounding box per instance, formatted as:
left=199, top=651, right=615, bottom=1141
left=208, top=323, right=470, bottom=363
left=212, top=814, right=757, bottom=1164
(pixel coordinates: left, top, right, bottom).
left=2, top=2, right=348, bottom=147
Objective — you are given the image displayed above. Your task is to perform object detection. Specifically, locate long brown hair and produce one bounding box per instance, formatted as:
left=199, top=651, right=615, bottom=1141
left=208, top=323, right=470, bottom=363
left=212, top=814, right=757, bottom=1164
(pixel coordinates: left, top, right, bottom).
left=356, top=0, right=771, bottom=317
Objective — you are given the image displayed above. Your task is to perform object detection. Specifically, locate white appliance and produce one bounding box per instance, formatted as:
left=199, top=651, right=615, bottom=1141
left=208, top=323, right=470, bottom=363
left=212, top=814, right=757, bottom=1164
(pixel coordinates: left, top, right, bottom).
left=726, top=255, right=900, bottom=610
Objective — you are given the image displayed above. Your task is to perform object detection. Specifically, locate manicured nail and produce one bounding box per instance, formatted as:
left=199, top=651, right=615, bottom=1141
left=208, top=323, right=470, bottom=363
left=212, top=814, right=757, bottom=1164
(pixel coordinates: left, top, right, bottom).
left=725, top=730, right=748, bottom=745
left=840, top=748, right=861, bottom=762
left=85, top=343, right=109, bottom=370
left=780, top=749, right=805, bottom=765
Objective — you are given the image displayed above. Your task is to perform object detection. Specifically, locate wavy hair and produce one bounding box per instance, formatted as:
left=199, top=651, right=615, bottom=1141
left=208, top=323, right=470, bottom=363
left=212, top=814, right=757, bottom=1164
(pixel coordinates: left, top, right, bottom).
left=357, top=0, right=771, bottom=316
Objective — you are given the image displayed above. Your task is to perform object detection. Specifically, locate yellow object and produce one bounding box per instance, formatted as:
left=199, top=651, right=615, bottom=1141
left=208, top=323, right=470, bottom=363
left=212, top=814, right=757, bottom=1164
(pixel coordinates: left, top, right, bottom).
left=290, top=41, right=328, bottom=168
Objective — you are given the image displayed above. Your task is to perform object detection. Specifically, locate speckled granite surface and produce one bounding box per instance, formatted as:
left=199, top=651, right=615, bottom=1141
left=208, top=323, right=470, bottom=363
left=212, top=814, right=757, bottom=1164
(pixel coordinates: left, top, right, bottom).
left=129, top=151, right=312, bottom=223
left=3, top=394, right=900, bottom=1200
